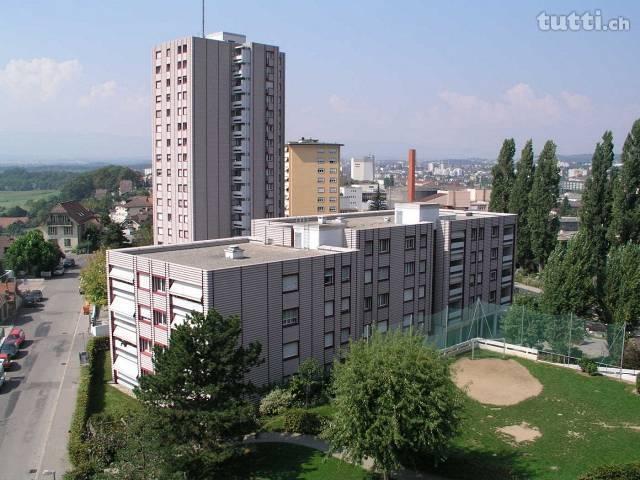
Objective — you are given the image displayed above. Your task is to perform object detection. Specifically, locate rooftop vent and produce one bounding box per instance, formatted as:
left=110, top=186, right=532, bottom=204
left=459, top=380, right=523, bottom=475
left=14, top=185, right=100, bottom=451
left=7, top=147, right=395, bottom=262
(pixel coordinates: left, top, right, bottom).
left=465, top=212, right=473, bottom=217
left=224, top=245, right=245, bottom=260
left=383, top=216, right=391, bottom=222
left=334, top=216, right=344, bottom=224
left=318, top=216, right=326, bottom=225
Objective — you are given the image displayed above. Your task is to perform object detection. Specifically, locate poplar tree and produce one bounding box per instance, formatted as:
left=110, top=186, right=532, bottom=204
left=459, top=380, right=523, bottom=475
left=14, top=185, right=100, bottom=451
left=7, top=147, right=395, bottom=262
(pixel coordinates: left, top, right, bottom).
left=489, top=138, right=516, bottom=212
left=509, top=140, right=536, bottom=270
left=528, top=140, right=560, bottom=270
left=608, top=119, right=640, bottom=245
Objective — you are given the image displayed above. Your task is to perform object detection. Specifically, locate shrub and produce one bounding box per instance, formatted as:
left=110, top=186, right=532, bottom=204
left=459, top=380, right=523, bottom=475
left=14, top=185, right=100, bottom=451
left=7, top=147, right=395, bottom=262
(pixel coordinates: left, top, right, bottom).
left=579, top=358, right=599, bottom=376
left=283, top=408, right=322, bottom=435
left=578, top=462, right=640, bottom=479
left=259, top=387, right=295, bottom=416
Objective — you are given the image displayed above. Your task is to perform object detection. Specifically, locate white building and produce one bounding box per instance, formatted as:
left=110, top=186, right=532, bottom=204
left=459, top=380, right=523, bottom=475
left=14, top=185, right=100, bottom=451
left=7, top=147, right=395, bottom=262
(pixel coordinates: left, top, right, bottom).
left=350, top=155, right=375, bottom=181
left=340, top=184, right=385, bottom=212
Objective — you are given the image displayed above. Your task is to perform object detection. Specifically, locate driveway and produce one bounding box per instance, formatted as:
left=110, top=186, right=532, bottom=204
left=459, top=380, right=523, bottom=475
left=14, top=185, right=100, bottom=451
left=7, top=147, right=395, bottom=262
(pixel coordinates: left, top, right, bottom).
left=0, top=262, right=87, bottom=479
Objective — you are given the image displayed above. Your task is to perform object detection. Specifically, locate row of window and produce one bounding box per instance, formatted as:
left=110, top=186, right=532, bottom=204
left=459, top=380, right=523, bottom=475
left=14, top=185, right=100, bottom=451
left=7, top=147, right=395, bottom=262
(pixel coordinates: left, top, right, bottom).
left=155, top=153, right=189, bottom=162
left=317, top=197, right=337, bottom=203
left=317, top=168, right=338, bottom=174
left=316, top=177, right=338, bottom=184
left=47, top=226, right=74, bottom=236
left=363, top=235, right=421, bottom=255
left=316, top=158, right=338, bottom=164
left=155, top=44, right=188, bottom=59
left=156, top=183, right=189, bottom=193
left=317, top=206, right=337, bottom=213
left=155, top=137, right=188, bottom=148
left=317, top=187, right=338, bottom=193
left=155, top=197, right=188, bottom=208
left=156, top=227, right=189, bottom=238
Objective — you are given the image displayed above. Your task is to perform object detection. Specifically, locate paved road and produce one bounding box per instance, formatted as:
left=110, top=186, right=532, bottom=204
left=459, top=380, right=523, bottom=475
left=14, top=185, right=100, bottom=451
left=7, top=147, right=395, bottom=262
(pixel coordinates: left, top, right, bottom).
left=0, top=264, right=87, bottom=480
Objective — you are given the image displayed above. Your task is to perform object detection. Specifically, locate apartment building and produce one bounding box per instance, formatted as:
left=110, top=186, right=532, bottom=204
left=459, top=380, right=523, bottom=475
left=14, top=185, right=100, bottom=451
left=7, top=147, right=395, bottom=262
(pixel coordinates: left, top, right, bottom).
left=107, top=202, right=516, bottom=389
left=284, top=139, right=343, bottom=216
left=152, top=32, right=285, bottom=245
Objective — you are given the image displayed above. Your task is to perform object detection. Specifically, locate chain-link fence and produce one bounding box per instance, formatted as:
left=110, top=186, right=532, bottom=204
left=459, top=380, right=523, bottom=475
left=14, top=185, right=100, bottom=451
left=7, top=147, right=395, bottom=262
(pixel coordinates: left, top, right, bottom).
left=424, top=300, right=628, bottom=368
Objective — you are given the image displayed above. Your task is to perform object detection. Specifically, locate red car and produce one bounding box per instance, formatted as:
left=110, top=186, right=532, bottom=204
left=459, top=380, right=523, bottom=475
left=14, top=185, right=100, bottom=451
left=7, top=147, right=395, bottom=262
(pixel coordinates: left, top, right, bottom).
left=5, top=327, right=25, bottom=348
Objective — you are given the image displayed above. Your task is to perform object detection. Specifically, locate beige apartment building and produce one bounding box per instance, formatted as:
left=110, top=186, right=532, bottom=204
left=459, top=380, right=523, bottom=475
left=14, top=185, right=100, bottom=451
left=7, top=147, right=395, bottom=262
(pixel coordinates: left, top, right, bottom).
left=107, top=202, right=516, bottom=389
left=152, top=32, right=285, bottom=245
left=285, top=139, right=343, bottom=216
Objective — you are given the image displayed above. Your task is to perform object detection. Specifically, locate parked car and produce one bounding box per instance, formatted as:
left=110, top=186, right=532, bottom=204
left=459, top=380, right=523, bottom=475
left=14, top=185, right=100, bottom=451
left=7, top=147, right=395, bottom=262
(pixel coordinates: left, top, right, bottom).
left=0, top=363, right=5, bottom=388
left=53, top=265, right=65, bottom=276
left=27, top=290, right=44, bottom=302
left=63, top=258, right=76, bottom=268
left=4, top=328, right=25, bottom=348
left=0, top=343, right=18, bottom=369
left=21, top=295, right=37, bottom=307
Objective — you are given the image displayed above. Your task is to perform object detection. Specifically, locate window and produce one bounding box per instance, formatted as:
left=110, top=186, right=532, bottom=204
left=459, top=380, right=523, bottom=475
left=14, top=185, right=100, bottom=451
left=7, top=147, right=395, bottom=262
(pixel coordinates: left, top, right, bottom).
left=324, top=300, right=334, bottom=317
left=492, top=225, right=499, bottom=238
left=419, top=260, right=427, bottom=273
left=341, top=265, right=351, bottom=282
left=490, top=270, right=497, bottom=281
left=404, top=262, right=415, bottom=276
left=377, top=319, right=388, bottom=333
left=471, top=228, right=477, bottom=241
left=341, top=297, right=350, bottom=313
left=420, top=234, right=427, bottom=247
left=155, top=50, right=161, bottom=59
left=478, top=228, right=485, bottom=240
left=405, top=236, right=415, bottom=249
left=378, top=266, right=389, bottom=281
left=364, top=296, right=372, bottom=311
left=377, top=293, right=389, bottom=308
left=477, top=272, right=483, bottom=284
left=283, top=341, right=299, bottom=360
left=364, top=269, right=372, bottom=284
left=329, top=177, right=337, bottom=183
left=282, top=308, right=299, bottom=327
left=491, top=247, right=498, bottom=259
left=404, top=288, right=414, bottom=302
left=152, top=276, right=166, bottom=293
left=317, top=177, right=325, bottom=183
left=282, top=274, right=298, bottom=293
left=418, top=285, right=426, bottom=298
left=153, top=310, right=167, bottom=326
left=63, top=226, right=73, bottom=236
left=340, top=327, right=350, bottom=344
left=364, top=240, right=373, bottom=256
left=470, top=252, right=476, bottom=263
left=324, top=332, right=334, bottom=348
left=379, top=238, right=390, bottom=253
left=489, top=290, right=497, bottom=303
left=477, top=250, right=484, bottom=263
left=324, top=268, right=334, bottom=286
left=317, top=197, right=325, bottom=203
left=64, top=239, right=71, bottom=247
left=317, top=187, right=325, bottom=193
left=417, top=310, right=426, bottom=330
left=403, top=313, right=413, bottom=329
left=317, top=167, right=325, bottom=174
left=469, top=274, right=475, bottom=286
left=140, top=338, right=152, bottom=353
left=48, top=226, right=57, bottom=235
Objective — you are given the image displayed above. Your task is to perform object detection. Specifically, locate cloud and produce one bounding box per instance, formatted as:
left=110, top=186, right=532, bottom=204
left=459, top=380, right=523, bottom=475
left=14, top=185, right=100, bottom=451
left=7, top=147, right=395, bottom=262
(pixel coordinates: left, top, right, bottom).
left=561, top=91, right=592, bottom=111
left=79, top=80, right=117, bottom=106
left=0, top=58, right=81, bottom=101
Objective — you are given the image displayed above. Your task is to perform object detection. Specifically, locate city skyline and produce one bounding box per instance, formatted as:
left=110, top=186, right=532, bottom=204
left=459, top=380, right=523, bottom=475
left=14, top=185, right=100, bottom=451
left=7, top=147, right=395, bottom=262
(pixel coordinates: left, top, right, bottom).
left=0, top=0, right=638, bottom=160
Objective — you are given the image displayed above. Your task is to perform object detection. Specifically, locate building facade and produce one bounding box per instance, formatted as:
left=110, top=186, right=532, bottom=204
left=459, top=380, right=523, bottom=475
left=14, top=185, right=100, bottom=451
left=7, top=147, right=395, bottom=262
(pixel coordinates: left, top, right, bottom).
left=42, top=201, right=97, bottom=253
left=284, top=139, right=343, bottom=216
left=340, top=184, right=386, bottom=212
left=350, top=155, right=375, bottom=181
left=152, top=32, right=285, bottom=245
left=107, top=203, right=517, bottom=389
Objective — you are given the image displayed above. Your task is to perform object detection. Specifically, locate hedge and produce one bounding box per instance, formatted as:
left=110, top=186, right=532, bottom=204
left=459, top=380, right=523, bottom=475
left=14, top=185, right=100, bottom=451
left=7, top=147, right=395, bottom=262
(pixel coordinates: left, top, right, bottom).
left=578, top=462, right=640, bottom=479
left=283, top=408, right=323, bottom=435
left=68, top=336, right=110, bottom=469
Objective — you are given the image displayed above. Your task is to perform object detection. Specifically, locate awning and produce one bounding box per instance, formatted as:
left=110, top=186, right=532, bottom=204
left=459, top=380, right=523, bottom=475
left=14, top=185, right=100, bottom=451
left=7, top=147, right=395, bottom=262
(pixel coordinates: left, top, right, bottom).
left=169, top=280, right=202, bottom=301
left=110, top=296, right=136, bottom=317
left=114, top=356, right=139, bottom=380
left=109, top=266, right=134, bottom=282
left=171, top=296, right=203, bottom=313
left=113, top=326, right=137, bottom=345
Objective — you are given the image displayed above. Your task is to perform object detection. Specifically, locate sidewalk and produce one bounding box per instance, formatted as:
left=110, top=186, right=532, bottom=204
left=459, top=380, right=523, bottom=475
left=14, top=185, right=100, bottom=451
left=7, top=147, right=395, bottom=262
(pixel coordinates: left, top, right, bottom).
left=243, top=431, right=450, bottom=480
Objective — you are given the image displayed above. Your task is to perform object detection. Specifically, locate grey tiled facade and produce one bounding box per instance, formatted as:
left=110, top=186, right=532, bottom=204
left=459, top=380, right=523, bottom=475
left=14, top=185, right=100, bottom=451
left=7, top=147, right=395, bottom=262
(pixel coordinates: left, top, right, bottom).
left=108, top=204, right=516, bottom=389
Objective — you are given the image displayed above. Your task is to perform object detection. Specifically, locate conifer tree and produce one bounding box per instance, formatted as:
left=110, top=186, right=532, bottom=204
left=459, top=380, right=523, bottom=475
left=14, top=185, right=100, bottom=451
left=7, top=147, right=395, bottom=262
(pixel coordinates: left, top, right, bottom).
left=509, top=140, right=536, bottom=270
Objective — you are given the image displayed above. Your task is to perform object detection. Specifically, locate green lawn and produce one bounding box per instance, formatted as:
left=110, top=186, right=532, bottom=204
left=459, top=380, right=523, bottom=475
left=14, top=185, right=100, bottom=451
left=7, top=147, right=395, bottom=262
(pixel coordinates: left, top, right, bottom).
left=87, top=349, right=141, bottom=419
left=416, top=355, right=640, bottom=480
left=225, top=443, right=375, bottom=479
left=0, top=189, right=59, bottom=210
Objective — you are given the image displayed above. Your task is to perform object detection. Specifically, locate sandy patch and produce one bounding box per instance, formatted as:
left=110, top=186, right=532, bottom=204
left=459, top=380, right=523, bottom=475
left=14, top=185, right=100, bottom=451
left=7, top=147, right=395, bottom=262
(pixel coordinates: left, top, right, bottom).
left=452, top=358, right=543, bottom=406
left=497, top=422, right=541, bottom=444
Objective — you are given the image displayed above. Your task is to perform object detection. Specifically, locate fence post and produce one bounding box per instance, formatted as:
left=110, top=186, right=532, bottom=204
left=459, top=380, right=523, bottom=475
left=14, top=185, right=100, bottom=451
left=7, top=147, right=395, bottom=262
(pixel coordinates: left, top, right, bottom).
left=520, top=305, right=524, bottom=345
left=619, top=321, right=626, bottom=380
left=567, top=313, right=573, bottom=365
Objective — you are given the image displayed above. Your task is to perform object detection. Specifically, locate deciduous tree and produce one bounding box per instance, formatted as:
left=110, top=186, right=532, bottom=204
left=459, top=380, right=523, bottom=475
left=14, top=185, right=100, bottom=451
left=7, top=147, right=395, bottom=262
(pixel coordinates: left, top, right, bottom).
left=80, top=249, right=108, bottom=306
left=3, top=230, right=61, bottom=275
left=489, top=138, right=516, bottom=213
left=325, top=330, right=463, bottom=479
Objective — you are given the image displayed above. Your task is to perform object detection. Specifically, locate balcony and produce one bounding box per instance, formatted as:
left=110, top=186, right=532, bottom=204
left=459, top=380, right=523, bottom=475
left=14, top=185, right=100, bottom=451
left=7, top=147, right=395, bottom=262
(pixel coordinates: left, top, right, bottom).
left=503, top=234, right=514, bottom=242
left=501, top=275, right=512, bottom=284
left=501, top=296, right=511, bottom=305
left=449, top=287, right=463, bottom=298
left=503, top=255, right=513, bottom=263
left=232, top=115, right=244, bottom=124
left=449, top=264, right=463, bottom=274
left=451, top=240, right=465, bottom=251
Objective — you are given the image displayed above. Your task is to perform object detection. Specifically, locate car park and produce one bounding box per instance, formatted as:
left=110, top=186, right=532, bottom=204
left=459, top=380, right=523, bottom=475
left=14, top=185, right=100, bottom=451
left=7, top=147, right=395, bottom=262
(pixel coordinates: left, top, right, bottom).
left=4, top=328, right=25, bottom=348
left=0, top=343, right=18, bottom=369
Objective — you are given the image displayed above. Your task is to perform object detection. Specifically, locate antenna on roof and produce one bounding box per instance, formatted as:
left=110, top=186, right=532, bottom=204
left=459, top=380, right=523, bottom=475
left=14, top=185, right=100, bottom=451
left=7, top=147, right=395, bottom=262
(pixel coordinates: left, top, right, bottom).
left=202, top=0, right=205, bottom=38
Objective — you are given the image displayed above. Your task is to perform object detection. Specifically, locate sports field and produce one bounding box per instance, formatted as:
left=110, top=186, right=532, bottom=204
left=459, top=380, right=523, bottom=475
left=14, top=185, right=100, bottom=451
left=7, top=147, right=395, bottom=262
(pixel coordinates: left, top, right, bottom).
left=416, top=353, right=640, bottom=479
left=0, top=189, right=59, bottom=209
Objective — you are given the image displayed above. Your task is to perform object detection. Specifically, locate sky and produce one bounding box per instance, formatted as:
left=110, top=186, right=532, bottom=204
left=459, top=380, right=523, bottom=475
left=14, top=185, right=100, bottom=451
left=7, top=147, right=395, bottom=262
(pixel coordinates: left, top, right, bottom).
left=0, top=0, right=638, bottom=161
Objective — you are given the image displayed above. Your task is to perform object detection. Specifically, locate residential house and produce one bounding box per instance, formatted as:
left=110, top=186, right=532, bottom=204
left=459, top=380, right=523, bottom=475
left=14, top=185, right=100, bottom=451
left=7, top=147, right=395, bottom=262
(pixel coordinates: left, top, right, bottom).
left=42, top=201, right=98, bottom=253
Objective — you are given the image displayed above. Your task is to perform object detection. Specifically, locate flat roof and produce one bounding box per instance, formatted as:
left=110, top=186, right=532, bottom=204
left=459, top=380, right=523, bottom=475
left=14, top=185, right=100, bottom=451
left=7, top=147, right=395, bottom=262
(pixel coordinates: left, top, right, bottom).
left=138, top=239, right=340, bottom=270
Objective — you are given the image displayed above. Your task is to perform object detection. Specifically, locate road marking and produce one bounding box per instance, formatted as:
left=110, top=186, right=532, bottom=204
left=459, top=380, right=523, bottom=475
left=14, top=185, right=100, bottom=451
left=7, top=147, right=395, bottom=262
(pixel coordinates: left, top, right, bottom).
left=33, top=308, right=83, bottom=479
